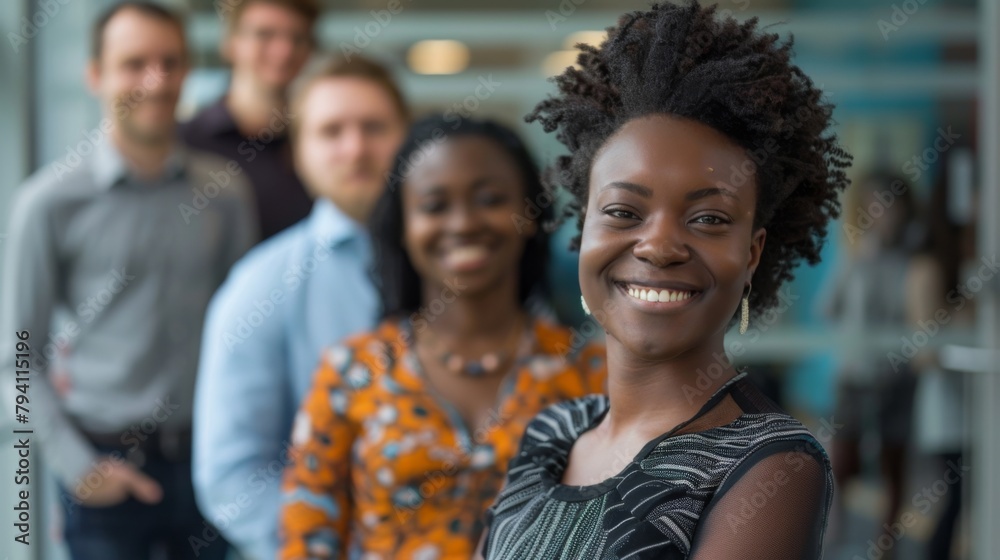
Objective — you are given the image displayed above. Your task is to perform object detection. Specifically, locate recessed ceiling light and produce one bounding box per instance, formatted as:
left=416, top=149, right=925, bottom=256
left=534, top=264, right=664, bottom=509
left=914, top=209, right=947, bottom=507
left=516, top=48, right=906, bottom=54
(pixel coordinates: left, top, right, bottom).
left=542, top=50, right=580, bottom=76
left=408, top=40, right=470, bottom=75
left=563, top=30, right=606, bottom=50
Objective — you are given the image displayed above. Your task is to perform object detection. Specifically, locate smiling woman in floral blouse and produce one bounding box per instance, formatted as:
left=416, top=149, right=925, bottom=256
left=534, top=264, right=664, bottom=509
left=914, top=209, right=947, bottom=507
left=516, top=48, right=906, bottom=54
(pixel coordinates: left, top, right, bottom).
left=278, top=115, right=606, bottom=560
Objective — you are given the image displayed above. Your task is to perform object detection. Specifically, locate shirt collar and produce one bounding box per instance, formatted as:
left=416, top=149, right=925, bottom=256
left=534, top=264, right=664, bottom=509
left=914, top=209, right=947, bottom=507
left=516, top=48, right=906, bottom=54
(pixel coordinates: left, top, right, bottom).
left=310, top=198, right=368, bottom=250
left=92, top=138, right=188, bottom=190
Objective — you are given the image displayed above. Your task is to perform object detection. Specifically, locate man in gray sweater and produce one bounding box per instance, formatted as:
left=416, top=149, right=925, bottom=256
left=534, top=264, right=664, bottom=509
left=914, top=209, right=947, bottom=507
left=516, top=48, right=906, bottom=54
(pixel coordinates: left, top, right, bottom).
left=0, top=3, right=257, bottom=558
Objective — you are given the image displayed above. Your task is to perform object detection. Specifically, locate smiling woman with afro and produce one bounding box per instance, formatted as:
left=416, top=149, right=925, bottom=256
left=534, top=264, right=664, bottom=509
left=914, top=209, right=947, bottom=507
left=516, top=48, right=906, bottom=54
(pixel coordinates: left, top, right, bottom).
left=478, top=2, right=851, bottom=559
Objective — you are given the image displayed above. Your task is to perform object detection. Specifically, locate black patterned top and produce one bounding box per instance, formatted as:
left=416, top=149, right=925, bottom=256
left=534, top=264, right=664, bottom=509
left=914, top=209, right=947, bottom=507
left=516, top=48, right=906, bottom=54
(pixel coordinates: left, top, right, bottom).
left=482, top=372, right=833, bottom=560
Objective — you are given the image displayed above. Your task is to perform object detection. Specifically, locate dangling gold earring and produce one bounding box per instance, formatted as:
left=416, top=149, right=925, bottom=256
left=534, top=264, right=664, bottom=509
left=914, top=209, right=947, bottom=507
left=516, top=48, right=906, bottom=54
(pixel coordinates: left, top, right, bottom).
left=581, top=295, right=591, bottom=315
left=739, top=283, right=752, bottom=335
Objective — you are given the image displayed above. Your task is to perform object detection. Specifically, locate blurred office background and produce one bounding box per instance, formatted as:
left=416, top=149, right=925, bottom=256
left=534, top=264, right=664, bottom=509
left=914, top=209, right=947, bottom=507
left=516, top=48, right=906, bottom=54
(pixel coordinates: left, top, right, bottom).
left=0, top=0, right=997, bottom=558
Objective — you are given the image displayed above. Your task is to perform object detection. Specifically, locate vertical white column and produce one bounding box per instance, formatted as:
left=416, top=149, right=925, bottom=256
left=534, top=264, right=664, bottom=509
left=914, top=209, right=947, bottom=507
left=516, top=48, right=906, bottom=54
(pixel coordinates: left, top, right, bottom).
left=974, top=0, right=1000, bottom=557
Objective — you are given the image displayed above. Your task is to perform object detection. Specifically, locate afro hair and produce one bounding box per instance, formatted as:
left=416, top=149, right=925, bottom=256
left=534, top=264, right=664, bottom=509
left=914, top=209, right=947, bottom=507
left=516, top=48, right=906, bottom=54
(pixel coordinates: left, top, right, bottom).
left=527, top=0, right=852, bottom=317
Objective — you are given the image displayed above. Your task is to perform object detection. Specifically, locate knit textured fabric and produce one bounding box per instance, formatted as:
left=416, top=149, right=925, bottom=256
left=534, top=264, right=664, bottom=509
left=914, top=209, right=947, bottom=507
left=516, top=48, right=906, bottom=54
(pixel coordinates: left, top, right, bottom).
left=483, top=372, right=832, bottom=560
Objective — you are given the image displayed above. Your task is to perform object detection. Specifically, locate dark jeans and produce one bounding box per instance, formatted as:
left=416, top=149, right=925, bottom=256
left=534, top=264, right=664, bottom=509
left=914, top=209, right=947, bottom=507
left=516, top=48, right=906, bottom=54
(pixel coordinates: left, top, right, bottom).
left=59, top=442, right=229, bottom=560
left=927, top=452, right=964, bottom=560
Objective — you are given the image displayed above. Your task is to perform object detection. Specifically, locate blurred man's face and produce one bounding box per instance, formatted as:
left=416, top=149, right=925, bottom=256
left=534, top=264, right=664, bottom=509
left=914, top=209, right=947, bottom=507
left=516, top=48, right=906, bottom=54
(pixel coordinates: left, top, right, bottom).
left=87, top=9, right=188, bottom=145
left=225, top=3, right=312, bottom=91
left=294, top=77, right=406, bottom=221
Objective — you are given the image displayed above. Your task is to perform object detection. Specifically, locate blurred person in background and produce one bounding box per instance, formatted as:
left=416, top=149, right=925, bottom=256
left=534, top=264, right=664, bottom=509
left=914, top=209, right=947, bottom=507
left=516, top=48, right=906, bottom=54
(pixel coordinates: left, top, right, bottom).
left=193, top=56, right=408, bottom=560
left=823, top=171, right=922, bottom=558
left=181, top=0, right=318, bottom=240
left=279, top=115, right=607, bottom=559
left=909, top=161, right=976, bottom=559
left=0, top=3, right=257, bottom=558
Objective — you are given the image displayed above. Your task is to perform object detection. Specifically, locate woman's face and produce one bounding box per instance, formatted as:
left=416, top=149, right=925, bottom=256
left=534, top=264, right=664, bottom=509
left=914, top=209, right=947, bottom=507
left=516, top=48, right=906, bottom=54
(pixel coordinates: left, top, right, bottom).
left=580, top=114, right=765, bottom=360
left=402, top=135, right=535, bottom=301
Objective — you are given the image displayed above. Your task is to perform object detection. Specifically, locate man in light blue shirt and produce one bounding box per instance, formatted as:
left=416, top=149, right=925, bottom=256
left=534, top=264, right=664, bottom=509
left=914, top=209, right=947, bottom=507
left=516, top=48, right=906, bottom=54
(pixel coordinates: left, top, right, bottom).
left=192, top=56, right=409, bottom=559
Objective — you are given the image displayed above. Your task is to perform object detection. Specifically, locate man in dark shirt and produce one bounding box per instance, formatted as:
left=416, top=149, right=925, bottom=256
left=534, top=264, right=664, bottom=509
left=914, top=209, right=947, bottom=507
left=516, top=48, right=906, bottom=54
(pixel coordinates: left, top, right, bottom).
left=181, top=0, right=318, bottom=240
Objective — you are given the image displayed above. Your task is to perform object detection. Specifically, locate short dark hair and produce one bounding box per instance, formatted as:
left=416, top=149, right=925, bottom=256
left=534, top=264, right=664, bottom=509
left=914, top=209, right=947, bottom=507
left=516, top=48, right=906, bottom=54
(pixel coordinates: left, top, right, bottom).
left=369, top=114, right=552, bottom=320
left=290, top=55, right=410, bottom=139
left=526, top=1, right=852, bottom=317
left=224, top=0, right=320, bottom=41
left=92, top=2, right=186, bottom=61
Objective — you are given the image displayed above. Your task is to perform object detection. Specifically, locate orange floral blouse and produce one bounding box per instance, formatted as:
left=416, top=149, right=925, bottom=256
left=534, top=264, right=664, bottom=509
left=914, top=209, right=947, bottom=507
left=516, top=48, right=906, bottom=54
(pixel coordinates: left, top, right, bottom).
left=279, top=316, right=606, bottom=560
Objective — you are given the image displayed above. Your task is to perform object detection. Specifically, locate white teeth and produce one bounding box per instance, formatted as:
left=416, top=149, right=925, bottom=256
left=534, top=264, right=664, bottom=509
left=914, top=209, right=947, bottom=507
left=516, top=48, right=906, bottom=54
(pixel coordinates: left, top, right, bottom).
left=625, top=285, right=693, bottom=303
left=446, top=245, right=489, bottom=268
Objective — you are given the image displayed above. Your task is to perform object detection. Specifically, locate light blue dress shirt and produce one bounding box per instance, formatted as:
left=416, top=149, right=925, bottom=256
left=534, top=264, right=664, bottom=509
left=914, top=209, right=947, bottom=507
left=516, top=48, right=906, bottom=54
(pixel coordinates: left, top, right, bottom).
left=192, top=198, right=378, bottom=560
